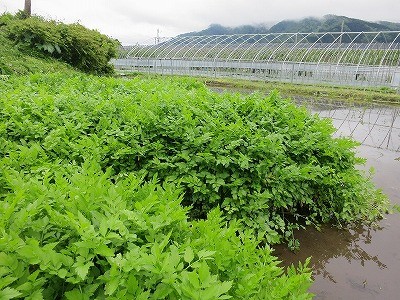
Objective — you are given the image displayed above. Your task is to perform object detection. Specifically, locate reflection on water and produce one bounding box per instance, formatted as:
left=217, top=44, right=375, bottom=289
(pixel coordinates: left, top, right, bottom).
left=293, top=98, right=400, bottom=152
left=275, top=223, right=387, bottom=282
left=274, top=223, right=391, bottom=295
left=277, top=98, right=400, bottom=299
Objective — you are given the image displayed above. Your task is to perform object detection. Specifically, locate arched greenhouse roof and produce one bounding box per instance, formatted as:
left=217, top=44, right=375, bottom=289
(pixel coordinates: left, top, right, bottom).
left=124, top=31, right=400, bottom=66
left=114, top=31, right=400, bottom=89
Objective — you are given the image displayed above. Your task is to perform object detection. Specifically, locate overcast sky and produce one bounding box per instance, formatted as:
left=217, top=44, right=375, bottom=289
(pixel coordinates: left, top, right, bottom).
left=1, top=0, right=400, bottom=44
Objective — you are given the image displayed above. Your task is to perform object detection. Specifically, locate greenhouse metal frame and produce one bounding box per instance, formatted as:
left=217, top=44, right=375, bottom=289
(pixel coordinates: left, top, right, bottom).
left=114, top=31, right=400, bottom=89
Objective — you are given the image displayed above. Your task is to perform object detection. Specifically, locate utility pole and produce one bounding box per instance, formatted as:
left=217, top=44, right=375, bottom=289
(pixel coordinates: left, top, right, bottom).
left=339, top=20, right=344, bottom=44
left=156, top=29, right=160, bottom=44
left=24, top=0, right=31, bottom=17
left=154, top=29, right=161, bottom=44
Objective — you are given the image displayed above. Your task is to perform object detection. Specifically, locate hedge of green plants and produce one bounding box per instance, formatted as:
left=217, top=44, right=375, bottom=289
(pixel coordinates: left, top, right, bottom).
left=0, top=73, right=388, bottom=298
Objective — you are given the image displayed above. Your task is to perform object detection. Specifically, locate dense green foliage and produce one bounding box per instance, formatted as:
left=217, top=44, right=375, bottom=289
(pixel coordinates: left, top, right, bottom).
left=0, top=14, right=118, bottom=75
left=0, top=74, right=388, bottom=246
left=0, top=162, right=312, bottom=299
left=0, top=74, right=316, bottom=298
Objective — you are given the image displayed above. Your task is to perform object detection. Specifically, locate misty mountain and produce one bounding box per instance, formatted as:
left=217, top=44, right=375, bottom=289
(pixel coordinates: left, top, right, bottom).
left=269, top=15, right=400, bottom=33
left=180, top=23, right=270, bottom=37
left=179, top=15, right=400, bottom=37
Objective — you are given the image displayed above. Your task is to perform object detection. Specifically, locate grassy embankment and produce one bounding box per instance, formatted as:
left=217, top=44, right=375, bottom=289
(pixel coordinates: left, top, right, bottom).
left=201, top=77, right=400, bottom=104
left=0, top=33, right=73, bottom=76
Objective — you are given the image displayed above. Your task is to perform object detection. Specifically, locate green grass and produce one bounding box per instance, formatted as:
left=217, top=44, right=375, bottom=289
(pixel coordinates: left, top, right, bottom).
left=200, top=77, right=400, bottom=104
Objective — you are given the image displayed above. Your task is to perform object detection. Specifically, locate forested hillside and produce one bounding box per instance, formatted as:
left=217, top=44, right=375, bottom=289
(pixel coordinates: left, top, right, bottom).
left=180, top=14, right=400, bottom=36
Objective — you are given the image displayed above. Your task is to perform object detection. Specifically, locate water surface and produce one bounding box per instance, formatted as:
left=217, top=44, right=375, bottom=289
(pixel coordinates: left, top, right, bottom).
left=276, top=98, right=400, bottom=299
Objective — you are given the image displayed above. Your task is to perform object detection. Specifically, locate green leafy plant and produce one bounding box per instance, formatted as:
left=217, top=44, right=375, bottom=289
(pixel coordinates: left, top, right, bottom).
left=1, top=70, right=391, bottom=298
left=0, top=161, right=312, bottom=299
left=0, top=73, right=388, bottom=246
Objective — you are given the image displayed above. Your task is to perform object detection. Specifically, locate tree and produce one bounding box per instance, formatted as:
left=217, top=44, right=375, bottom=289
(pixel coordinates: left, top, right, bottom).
left=24, top=0, right=31, bottom=17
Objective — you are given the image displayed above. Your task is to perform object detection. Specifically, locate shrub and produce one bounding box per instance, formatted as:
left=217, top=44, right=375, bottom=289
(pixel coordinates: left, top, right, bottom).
left=0, top=74, right=388, bottom=246
left=2, top=14, right=118, bottom=75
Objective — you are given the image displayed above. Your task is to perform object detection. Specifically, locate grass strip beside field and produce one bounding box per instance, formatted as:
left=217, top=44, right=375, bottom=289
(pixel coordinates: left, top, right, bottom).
left=201, top=77, right=400, bottom=104
left=119, top=73, right=400, bottom=104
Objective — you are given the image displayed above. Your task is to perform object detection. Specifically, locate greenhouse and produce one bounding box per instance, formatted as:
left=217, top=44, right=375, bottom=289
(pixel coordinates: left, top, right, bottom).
left=113, top=31, right=400, bottom=89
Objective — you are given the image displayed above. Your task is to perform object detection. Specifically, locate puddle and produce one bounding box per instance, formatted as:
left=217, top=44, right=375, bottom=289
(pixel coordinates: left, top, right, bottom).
left=275, top=145, right=400, bottom=299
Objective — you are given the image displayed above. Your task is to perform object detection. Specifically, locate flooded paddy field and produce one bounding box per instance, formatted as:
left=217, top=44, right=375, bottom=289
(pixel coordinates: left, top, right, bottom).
left=295, top=98, right=400, bottom=152
left=275, top=99, right=400, bottom=299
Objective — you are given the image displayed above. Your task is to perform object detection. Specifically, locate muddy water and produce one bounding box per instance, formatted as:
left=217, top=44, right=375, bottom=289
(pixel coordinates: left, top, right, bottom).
left=274, top=99, right=400, bottom=299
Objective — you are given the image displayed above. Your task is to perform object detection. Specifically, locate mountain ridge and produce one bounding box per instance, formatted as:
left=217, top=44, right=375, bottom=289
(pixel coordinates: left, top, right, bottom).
left=179, top=15, right=400, bottom=37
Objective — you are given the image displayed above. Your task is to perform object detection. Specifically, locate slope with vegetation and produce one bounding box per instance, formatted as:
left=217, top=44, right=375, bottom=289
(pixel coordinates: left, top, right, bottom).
left=0, top=13, right=118, bottom=75
left=0, top=26, right=72, bottom=76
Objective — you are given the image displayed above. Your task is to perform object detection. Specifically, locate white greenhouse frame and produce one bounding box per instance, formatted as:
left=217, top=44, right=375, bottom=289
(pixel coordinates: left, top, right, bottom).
left=114, top=31, right=400, bottom=89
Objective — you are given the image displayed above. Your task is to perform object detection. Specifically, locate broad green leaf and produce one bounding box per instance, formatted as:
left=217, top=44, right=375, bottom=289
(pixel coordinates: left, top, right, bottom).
left=25, top=289, right=44, bottom=300
left=152, top=283, right=173, bottom=299
left=197, top=250, right=216, bottom=260
left=187, top=271, right=200, bottom=290
left=0, top=287, right=22, bottom=300
left=96, top=244, right=114, bottom=257
left=65, top=289, right=90, bottom=300
left=198, top=262, right=210, bottom=283
left=75, top=261, right=93, bottom=280
left=183, top=247, right=194, bottom=264
left=105, top=277, right=120, bottom=295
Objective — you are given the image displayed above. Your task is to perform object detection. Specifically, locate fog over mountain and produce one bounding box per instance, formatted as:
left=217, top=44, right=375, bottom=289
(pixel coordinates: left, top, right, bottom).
left=180, top=15, right=400, bottom=36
